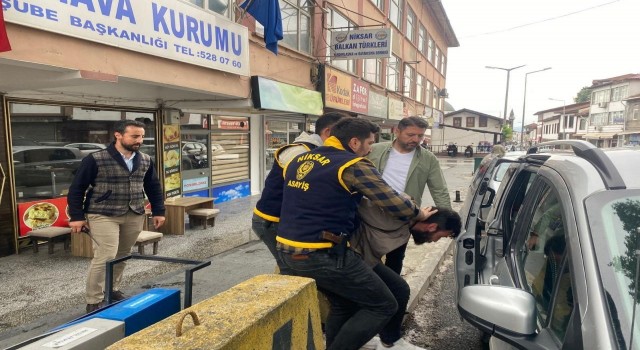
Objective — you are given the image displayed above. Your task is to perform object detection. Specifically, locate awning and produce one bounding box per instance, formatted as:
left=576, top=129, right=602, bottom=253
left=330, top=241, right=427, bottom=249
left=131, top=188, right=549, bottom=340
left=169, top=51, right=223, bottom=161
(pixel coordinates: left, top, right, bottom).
left=616, top=130, right=640, bottom=135
left=584, top=132, right=618, bottom=139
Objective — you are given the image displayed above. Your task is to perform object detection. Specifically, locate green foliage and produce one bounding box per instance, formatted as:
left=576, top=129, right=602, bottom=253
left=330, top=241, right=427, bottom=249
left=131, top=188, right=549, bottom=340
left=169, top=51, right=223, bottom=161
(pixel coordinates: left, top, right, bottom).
left=610, top=199, right=640, bottom=302
left=502, top=125, right=513, bottom=141
left=574, top=86, right=592, bottom=103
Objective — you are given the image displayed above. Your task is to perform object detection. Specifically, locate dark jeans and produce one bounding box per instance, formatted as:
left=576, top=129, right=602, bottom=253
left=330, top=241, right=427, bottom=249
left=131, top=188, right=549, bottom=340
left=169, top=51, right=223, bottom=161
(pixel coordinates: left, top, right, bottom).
left=373, top=263, right=410, bottom=344
left=279, top=249, right=397, bottom=350
left=251, top=214, right=289, bottom=274
left=385, top=242, right=408, bottom=275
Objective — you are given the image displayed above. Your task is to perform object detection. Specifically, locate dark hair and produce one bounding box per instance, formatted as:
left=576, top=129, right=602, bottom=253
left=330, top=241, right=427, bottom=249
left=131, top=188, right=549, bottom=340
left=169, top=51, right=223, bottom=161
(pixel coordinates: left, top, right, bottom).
left=114, top=120, right=146, bottom=135
left=315, top=112, right=347, bottom=135
left=425, top=207, right=462, bottom=238
left=330, top=118, right=380, bottom=148
left=398, top=116, right=428, bottom=130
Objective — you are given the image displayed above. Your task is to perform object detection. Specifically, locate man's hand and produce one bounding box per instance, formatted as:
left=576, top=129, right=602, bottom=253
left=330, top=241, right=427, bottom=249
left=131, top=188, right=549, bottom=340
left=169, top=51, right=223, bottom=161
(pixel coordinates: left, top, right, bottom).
left=69, top=220, right=88, bottom=234
left=416, top=206, right=438, bottom=221
left=153, top=216, right=166, bottom=229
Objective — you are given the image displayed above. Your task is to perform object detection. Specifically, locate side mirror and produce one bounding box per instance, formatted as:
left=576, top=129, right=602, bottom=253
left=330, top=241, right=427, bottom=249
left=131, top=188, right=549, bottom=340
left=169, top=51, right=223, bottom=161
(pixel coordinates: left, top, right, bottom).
left=458, top=285, right=545, bottom=349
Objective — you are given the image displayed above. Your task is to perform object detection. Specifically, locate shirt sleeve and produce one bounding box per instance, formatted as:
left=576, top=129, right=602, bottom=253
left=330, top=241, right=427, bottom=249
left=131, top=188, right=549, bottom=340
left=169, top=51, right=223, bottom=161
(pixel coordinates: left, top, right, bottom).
left=343, top=161, right=419, bottom=220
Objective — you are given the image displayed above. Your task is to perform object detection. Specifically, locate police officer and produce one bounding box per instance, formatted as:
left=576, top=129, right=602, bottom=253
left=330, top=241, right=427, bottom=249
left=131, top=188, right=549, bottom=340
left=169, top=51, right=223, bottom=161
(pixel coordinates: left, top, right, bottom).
left=252, top=112, right=345, bottom=270
left=276, top=118, right=434, bottom=350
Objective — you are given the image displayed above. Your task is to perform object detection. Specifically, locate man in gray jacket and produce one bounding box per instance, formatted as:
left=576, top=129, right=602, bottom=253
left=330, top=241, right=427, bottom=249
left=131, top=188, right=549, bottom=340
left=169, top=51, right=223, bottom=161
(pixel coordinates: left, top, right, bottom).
left=367, top=116, right=451, bottom=274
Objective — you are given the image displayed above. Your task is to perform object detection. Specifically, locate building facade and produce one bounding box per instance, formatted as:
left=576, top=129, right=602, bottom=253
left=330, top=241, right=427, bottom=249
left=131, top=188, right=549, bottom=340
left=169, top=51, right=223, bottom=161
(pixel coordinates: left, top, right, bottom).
left=0, top=0, right=458, bottom=257
left=433, top=109, right=502, bottom=153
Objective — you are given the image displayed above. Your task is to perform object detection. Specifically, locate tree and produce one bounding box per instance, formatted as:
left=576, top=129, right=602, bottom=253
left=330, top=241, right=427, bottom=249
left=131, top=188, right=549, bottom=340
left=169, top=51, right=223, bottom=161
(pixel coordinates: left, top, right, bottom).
left=502, top=124, right=513, bottom=142
left=574, top=86, right=592, bottom=103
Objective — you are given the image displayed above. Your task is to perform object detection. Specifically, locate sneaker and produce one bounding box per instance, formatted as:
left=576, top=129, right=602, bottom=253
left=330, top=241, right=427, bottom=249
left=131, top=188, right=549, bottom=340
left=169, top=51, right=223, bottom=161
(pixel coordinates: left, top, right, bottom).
left=379, top=338, right=425, bottom=350
left=360, top=336, right=381, bottom=349
left=85, top=301, right=104, bottom=313
left=110, top=290, right=127, bottom=301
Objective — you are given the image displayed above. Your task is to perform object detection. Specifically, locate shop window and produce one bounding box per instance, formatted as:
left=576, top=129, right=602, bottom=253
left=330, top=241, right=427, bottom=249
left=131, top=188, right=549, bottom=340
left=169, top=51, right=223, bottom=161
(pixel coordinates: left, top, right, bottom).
left=9, top=102, right=156, bottom=239
left=265, top=119, right=302, bottom=173
left=9, top=103, right=156, bottom=204
left=211, top=116, right=250, bottom=186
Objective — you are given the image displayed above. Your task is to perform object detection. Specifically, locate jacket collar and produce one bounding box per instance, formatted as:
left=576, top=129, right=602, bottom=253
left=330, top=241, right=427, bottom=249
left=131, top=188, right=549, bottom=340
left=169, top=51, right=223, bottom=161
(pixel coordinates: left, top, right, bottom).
left=324, top=136, right=347, bottom=151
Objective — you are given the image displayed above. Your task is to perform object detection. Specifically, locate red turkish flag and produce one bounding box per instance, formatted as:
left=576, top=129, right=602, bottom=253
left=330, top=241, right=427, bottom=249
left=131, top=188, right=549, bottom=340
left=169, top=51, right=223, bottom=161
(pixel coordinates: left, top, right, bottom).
left=0, top=7, right=12, bottom=52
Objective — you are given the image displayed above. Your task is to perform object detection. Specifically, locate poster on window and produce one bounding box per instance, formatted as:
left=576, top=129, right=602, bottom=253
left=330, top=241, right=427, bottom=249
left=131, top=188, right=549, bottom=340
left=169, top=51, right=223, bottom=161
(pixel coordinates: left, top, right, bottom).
left=17, top=197, right=70, bottom=236
left=163, top=125, right=181, bottom=198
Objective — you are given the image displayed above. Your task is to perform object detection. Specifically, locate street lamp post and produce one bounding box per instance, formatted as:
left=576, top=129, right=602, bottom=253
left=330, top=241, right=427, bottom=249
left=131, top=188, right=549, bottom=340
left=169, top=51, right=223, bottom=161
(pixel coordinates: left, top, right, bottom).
left=520, top=67, right=552, bottom=146
left=549, top=98, right=566, bottom=139
left=486, top=65, right=525, bottom=123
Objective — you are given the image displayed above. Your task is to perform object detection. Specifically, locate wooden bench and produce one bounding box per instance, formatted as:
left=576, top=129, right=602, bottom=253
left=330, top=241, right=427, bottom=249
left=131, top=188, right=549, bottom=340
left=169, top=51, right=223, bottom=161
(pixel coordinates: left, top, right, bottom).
left=134, top=231, right=163, bottom=255
left=187, top=208, right=220, bottom=229
left=27, top=227, right=71, bottom=254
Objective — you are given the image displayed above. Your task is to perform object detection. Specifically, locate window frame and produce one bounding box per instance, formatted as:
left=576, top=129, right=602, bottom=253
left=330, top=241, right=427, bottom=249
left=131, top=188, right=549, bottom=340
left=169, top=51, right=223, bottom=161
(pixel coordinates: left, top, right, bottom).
left=389, top=0, right=403, bottom=30
left=416, top=74, right=425, bottom=103
left=386, top=55, right=401, bottom=92
left=403, top=63, right=415, bottom=98
left=418, top=24, right=426, bottom=55
left=184, top=0, right=232, bottom=18
left=406, top=6, right=416, bottom=44
left=363, top=58, right=382, bottom=85
left=327, top=7, right=355, bottom=73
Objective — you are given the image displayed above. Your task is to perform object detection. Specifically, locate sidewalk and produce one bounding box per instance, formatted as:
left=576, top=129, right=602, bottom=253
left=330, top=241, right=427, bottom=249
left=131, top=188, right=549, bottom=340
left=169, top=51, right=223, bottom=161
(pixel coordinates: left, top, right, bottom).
left=0, top=158, right=472, bottom=348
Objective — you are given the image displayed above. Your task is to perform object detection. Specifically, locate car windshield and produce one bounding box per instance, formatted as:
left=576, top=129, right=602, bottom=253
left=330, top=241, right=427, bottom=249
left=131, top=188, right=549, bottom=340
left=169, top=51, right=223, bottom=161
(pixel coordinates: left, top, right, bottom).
left=586, top=190, right=640, bottom=349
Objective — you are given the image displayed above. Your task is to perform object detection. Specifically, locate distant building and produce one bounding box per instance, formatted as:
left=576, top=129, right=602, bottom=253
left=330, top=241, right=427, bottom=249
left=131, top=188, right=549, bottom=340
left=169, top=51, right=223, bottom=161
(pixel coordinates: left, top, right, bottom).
left=432, top=109, right=502, bottom=153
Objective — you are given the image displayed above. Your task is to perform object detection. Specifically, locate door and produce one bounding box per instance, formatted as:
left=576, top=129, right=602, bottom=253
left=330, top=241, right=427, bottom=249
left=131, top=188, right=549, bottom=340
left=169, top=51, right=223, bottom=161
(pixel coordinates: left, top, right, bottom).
left=455, top=160, right=538, bottom=297
left=180, top=130, right=210, bottom=194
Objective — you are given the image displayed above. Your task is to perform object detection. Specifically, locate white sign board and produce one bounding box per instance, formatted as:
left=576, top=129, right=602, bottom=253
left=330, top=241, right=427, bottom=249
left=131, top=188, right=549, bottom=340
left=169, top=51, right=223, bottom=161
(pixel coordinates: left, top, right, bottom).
left=330, top=28, right=392, bottom=60
left=3, top=0, right=250, bottom=76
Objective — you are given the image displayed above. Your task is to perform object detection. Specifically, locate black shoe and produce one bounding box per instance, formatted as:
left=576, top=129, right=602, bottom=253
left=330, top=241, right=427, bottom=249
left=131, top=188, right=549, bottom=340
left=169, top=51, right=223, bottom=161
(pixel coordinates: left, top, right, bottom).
left=86, top=302, right=104, bottom=313
left=111, top=290, right=127, bottom=301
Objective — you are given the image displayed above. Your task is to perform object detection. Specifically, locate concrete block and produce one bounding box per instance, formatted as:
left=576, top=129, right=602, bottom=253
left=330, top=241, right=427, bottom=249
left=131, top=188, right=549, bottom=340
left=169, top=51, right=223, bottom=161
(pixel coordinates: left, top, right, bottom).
left=107, top=274, right=323, bottom=350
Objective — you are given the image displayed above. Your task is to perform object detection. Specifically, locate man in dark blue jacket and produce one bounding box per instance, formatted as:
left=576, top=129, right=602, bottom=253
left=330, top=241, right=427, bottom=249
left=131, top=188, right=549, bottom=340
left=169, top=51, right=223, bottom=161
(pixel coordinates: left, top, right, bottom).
left=67, top=120, right=165, bottom=313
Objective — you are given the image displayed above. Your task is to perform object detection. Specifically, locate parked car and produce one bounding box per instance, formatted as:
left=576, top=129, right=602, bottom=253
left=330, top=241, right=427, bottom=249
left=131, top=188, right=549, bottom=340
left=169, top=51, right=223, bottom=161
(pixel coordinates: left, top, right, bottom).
left=455, top=141, right=640, bottom=349
left=13, top=146, right=83, bottom=200
left=462, top=151, right=526, bottom=222
left=64, top=142, right=106, bottom=156
left=181, top=141, right=208, bottom=170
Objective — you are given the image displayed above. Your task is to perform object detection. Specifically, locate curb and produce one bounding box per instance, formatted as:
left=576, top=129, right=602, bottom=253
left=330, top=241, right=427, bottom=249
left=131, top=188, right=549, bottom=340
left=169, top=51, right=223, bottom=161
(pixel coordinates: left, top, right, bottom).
left=404, top=237, right=455, bottom=313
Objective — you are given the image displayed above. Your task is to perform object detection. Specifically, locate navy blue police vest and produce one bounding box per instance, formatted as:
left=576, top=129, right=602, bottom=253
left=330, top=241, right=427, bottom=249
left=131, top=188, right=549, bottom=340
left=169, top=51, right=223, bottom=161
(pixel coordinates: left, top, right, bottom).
left=254, top=142, right=316, bottom=222
left=276, top=139, right=367, bottom=249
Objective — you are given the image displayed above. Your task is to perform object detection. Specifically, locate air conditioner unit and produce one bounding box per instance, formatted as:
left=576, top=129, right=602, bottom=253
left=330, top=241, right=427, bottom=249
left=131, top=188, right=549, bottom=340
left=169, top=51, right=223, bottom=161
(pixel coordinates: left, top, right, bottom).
left=598, top=102, right=608, bottom=108
left=596, top=126, right=603, bottom=131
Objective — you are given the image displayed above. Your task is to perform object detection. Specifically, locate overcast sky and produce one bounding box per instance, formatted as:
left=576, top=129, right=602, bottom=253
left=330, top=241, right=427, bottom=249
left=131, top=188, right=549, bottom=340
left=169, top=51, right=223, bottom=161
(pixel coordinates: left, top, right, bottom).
left=440, top=0, right=640, bottom=129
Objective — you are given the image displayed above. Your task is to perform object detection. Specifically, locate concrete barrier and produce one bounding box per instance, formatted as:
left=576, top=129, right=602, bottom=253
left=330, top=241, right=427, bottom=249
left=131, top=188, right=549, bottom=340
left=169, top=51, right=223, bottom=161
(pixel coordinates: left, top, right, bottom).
left=106, top=274, right=324, bottom=350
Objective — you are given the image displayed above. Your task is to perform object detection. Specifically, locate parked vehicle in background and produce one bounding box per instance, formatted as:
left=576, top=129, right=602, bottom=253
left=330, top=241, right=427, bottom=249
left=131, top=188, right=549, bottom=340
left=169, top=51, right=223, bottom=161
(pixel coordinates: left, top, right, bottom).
left=455, top=141, right=640, bottom=349
left=64, top=142, right=106, bottom=156
left=12, top=146, right=83, bottom=201
left=460, top=151, right=526, bottom=228
left=181, top=141, right=208, bottom=170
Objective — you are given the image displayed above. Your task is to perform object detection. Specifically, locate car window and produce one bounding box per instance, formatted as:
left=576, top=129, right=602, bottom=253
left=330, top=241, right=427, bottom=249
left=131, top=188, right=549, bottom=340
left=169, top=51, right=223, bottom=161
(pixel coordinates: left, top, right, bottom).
left=585, top=191, right=640, bottom=349
left=517, top=188, right=573, bottom=340
left=492, top=162, right=510, bottom=182
left=499, top=167, right=537, bottom=239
